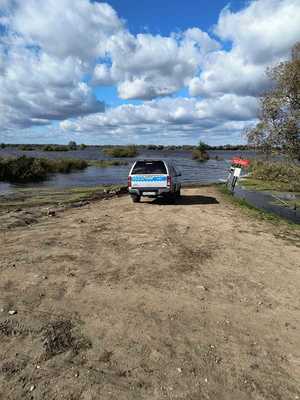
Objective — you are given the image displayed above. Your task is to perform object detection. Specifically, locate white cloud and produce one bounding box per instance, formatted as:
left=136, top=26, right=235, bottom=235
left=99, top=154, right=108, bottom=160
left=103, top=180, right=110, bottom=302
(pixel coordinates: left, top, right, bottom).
left=188, top=50, right=270, bottom=97
left=0, top=0, right=109, bottom=130
left=92, top=29, right=220, bottom=99
left=60, top=95, right=258, bottom=143
left=215, top=0, right=300, bottom=64
left=190, top=0, right=300, bottom=98
left=0, top=47, right=104, bottom=129
left=10, top=0, right=123, bottom=61
left=92, top=64, right=115, bottom=86
left=0, top=0, right=299, bottom=143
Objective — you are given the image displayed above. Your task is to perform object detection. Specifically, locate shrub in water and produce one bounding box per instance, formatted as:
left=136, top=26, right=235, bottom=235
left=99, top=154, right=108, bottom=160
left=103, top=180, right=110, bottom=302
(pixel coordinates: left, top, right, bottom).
left=103, top=145, right=138, bottom=158
left=0, top=156, right=88, bottom=183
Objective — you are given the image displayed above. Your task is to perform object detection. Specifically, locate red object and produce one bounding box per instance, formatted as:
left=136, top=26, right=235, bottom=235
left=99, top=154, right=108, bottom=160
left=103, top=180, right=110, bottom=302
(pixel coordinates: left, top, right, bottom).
left=128, top=175, right=131, bottom=187
left=231, top=158, right=250, bottom=167
left=167, top=175, right=172, bottom=187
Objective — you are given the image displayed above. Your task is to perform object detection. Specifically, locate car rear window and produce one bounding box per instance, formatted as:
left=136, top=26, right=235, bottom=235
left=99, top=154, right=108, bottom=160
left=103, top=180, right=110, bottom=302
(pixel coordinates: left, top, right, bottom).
left=131, top=161, right=167, bottom=175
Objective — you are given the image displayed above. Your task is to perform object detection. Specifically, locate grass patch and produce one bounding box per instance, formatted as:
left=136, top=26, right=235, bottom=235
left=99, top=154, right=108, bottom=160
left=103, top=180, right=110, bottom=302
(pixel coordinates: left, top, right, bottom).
left=0, top=185, right=125, bottom=212
left=0, top=156, right=88, bottom=183
left=240, top=177, right=297, bottom=192
left=88, top=160, right=129, bottom=167
left=103, top=145, right=138, bottom=158
left=248, top=160, right=300, bottom=192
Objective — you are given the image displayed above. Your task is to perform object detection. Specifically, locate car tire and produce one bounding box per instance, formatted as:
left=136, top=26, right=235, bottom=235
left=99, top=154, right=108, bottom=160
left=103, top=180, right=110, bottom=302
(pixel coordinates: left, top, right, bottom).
left=176, top=188, right=181, bottom=198
left=131, top=195, right=141, bottom=203
left=166, top=192, right=176, bottom=204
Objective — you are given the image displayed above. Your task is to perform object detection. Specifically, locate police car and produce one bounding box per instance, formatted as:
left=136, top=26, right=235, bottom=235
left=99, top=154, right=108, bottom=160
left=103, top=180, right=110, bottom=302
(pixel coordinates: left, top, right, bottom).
left=128, top=160, right=182, bottom=203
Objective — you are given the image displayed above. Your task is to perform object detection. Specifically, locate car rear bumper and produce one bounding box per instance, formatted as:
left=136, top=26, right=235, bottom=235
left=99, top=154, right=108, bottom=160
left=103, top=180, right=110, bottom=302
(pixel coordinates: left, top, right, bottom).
left=129, top=187, right=171, bottom=197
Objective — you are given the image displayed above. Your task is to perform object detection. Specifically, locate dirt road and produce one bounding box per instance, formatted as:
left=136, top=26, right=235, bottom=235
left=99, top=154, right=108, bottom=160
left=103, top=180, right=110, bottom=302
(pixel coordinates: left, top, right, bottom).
left=0, top=187, right=299, bottom=400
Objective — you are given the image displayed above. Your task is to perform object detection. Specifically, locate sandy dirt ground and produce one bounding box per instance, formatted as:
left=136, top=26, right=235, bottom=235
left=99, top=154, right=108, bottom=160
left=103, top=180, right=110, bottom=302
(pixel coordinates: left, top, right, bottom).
left=0, top=187, right=299, bottom=400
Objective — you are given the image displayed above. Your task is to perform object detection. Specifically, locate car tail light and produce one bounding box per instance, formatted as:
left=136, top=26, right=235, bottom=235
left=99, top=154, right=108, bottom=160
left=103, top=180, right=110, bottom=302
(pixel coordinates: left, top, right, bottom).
left=167, top=175, right=172, bottom=187
left=128, top=176, right=131, bottom=187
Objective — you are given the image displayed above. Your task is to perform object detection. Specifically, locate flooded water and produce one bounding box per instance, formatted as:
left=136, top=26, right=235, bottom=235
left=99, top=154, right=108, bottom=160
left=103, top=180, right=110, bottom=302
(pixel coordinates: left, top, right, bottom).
left=1, top=147, right=299, bottom=224
left=0, top=147, right=256, bottom=194
left=234, top=186, right=300, bottom=224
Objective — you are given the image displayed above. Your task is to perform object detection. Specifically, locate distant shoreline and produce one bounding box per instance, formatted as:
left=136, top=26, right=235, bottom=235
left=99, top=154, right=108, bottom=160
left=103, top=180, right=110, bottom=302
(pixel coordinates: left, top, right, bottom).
left=1, top=143, right=255, bottom=151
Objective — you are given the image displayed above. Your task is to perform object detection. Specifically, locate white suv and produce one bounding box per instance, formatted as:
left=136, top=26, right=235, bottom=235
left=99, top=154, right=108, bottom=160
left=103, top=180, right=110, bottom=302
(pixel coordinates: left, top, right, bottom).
left=128, top=160, right=182, bottom=203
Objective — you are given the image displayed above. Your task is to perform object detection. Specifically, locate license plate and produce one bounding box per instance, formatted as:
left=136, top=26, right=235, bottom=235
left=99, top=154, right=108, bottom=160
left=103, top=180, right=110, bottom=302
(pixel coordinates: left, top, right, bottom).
left=143, top=191, right=156, bottom=196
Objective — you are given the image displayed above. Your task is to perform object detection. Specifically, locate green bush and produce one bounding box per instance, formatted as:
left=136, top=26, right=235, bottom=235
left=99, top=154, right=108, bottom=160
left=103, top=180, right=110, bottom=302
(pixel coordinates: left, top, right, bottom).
left=103, top=145, right=138, bottom=158
left=0, top=156, right=88, bottom=183
left=0, top=143, right=6, bottom=149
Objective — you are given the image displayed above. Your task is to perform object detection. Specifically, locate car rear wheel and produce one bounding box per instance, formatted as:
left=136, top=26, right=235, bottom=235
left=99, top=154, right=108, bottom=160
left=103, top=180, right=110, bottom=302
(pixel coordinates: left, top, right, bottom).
left=131, top=194, right=141, bottom=203
left=166, top=192, right=176, bottom=204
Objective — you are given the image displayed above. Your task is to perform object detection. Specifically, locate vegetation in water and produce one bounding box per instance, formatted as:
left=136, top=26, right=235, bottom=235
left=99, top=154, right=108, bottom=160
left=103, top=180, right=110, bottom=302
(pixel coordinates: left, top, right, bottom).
left=88, top=160, right=129, bottom=167
left=0, top=156, right=88, bottom=183
left=42, top=141, right=78, bottom=151
left=19, top=144, right=37, bottom=151
left=103, top=145, right=138, bottom=158
left=192, top=141, right=210, bottom=161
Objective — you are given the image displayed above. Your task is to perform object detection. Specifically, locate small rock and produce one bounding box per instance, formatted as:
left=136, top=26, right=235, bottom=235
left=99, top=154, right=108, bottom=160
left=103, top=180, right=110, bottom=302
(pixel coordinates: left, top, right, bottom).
left=0, top=308, right=4, bottom=313
left=36, top=365, right=40, bottom=369
left=177, top=368, right=182, bottom=373
left=8, top=310, right=17, bottom=315
left=29, top=385, right=35, bottom=392
left=47, top=209, right=56, bottom=217
left=204, top=378, right=208, bottom=383
left=197, top=285, right=209, bottom=291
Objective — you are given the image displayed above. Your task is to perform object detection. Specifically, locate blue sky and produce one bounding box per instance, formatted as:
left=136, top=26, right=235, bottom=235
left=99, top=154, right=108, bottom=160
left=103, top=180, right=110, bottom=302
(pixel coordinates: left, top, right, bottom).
left=0, top=0, right=299, bottom=145
left=93, top=0, right=245, bottom=108
left=107, top=0, right=246, bottom=35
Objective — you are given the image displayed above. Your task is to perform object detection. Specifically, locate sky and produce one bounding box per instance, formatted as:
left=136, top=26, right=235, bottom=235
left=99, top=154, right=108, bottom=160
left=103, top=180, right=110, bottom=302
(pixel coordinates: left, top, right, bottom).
left=0, top=0, right=299, bottom=145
